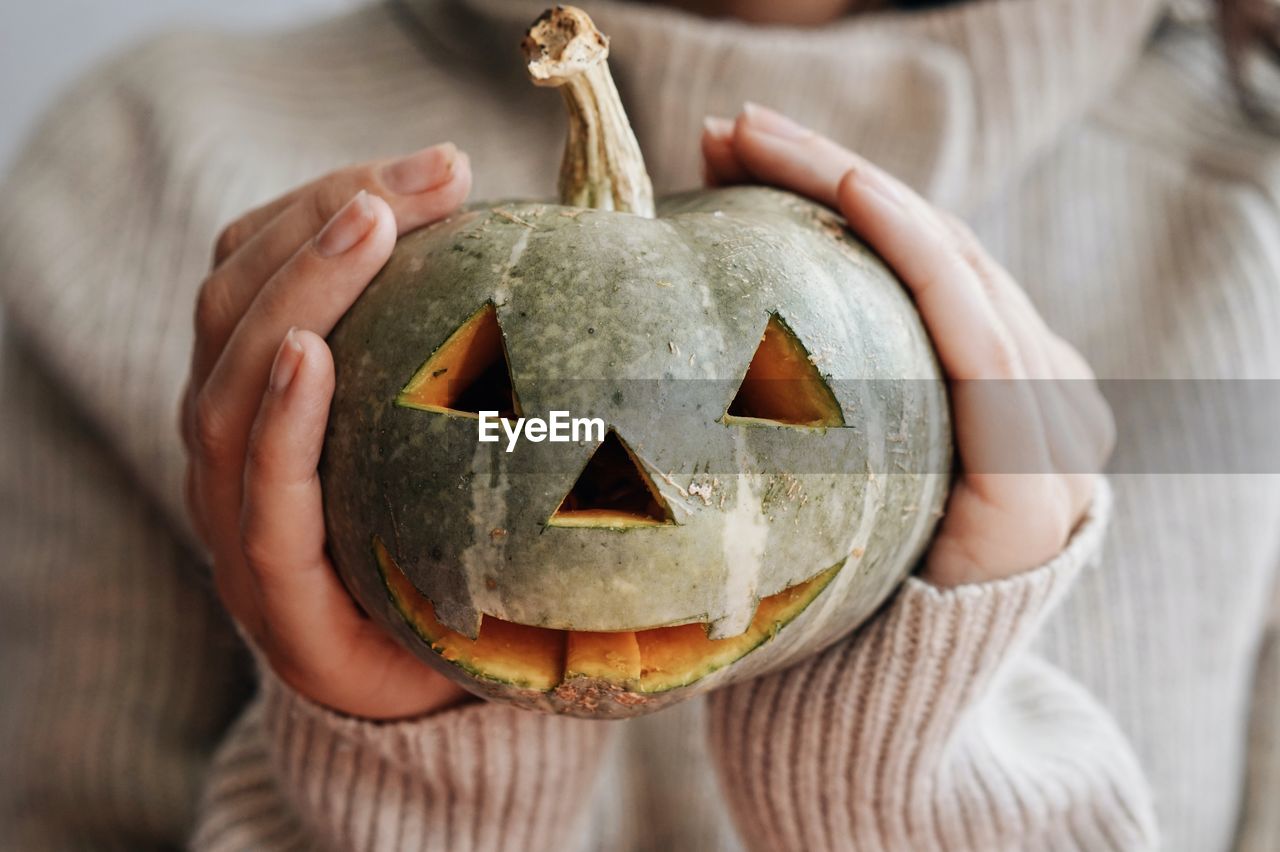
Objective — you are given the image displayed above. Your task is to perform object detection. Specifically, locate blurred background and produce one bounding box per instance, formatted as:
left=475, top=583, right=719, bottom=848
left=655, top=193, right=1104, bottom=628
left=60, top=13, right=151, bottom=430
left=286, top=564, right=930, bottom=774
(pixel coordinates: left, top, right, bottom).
left=0, top=0, right=356, bottom=173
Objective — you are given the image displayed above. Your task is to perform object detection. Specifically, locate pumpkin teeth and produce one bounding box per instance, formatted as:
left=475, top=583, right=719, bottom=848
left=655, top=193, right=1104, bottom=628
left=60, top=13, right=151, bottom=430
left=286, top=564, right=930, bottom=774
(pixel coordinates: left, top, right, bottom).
left=372, top=535, right=842, bottom=698
left=723, top=313, right=844, bottom=428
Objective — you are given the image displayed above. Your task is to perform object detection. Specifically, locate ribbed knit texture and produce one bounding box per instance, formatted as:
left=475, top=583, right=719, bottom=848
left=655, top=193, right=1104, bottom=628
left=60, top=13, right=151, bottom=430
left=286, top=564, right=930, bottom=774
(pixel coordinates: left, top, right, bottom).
left=190, top=663, right=614, bottom=851
left=0, top=1, right=1277, bottom=850
left=709, top=486, right=1155, bottom=852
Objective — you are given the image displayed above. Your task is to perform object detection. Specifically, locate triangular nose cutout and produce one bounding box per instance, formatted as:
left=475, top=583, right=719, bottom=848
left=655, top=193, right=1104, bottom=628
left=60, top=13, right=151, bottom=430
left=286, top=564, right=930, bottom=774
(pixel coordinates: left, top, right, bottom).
left=549, top=430, right=674, bottom=529
left=725, top=314, right=844, bottom=428
left=397, top=302, right=520, bottom=419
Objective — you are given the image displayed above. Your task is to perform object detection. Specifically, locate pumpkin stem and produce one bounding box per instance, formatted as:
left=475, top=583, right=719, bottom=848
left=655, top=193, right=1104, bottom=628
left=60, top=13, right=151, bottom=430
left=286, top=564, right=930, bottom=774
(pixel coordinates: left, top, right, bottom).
left=523, top=6, right=655, bottom=217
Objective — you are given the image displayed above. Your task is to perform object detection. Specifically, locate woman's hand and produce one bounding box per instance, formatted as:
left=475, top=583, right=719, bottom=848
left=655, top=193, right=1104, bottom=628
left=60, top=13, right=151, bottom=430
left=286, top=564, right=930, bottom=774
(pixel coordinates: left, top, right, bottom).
left=181, top=144, right=473, bottom=719
left=703, top=105, right=1114, bottom=586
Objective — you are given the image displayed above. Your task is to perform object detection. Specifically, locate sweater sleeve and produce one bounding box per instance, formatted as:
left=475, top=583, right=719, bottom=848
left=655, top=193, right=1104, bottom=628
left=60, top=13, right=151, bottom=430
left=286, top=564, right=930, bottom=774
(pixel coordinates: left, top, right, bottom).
left=708, top=481, right=1160, bottom=852
left=190, top=660, right=615, bottom=852
left=0, top=334, right=254, bottom=848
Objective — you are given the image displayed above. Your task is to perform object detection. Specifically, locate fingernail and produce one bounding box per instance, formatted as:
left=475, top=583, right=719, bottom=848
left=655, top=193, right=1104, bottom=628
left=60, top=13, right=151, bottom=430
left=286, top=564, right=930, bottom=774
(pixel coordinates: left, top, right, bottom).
left=742, top=102, right=812, bottom=140
left=314, top=190, right=375, bottom=257
left=380, top=142, right=458, bottom=194
left=269, top=328, right=304, bottom=394
left=703, top=115, right=734, bottom=141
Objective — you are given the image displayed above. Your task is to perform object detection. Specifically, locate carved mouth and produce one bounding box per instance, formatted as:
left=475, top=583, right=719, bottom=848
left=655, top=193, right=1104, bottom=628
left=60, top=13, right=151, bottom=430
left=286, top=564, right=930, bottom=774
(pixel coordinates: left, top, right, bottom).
left=374, top=536, right=842, bottom=695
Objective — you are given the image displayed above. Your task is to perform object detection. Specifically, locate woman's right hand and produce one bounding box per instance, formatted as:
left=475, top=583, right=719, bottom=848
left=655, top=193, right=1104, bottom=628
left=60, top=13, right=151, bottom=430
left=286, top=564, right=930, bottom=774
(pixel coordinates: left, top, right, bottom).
left=180, top=143, right=475, bottom=719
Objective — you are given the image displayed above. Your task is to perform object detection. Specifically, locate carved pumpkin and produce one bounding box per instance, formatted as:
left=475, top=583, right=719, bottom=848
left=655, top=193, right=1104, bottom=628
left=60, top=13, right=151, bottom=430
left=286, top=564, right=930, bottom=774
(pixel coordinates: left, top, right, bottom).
left=321, top=6, right=951, bottom=717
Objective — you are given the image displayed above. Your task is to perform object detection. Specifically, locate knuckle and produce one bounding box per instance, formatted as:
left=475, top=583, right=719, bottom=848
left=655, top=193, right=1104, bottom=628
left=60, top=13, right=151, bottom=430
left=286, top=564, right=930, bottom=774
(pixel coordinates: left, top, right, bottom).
left=978, top=327, right=1022, bottom=379
left=308, top=184, right=339, bottom=233
left=937, top=214, right=1012, bottom=295
left=310, top=172, right=366, bottom=231
left=194, top=274, right=233, bottom=336
left=351, top=163, right=380, bottom=191
left=213, top=219, right=249, bottom=266
left=239, top=524, right=280, bottom=579
left=243, top=424, right=277, bottom=481
left=941, top=210, right=978, bottom=246
left=972, top=265, right=1001, bottom=300
left=983, top=264, right=1020, bottom=304
left=940, top=213, right=983, bottom=261
left=192, top=389, right=233, bottom=462
left=241, top=532, right=277, bottom=578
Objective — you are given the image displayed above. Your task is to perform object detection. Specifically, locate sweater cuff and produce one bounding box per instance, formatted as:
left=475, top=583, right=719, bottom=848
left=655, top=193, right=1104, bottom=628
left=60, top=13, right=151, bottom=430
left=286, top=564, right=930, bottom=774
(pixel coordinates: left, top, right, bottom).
left=707, top=480, right=1159, bottom=852
left=893, top=475, right=1114, bottom=675
left=723, top=476, right=1111, bottom=729
left=254, top=660, right=613, bottom=851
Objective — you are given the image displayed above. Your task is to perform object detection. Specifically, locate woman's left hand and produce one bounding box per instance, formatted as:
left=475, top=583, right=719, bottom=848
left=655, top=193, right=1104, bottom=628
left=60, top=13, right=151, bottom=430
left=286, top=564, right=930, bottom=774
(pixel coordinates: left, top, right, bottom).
left=702, top=104, right=1114, bottom=587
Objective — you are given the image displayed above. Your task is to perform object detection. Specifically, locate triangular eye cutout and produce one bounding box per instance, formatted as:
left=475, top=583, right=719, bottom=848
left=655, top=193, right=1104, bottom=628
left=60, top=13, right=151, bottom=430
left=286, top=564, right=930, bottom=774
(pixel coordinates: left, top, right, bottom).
left=397, top=303, right=521, bottom=419
left=725, top=314, right=844, bottom=428
left=549, top=430, right=674, bottom=529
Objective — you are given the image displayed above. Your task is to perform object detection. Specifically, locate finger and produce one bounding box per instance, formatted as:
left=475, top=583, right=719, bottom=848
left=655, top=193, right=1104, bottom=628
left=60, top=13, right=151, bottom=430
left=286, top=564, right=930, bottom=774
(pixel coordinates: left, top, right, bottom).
left=929, top=211, right=1108, bottom=483
left=193, top=191, right=396, bottom=567
left=834, top=169, right=1025, bottom=381
left=1020, top=354, right=1107, bottom=478
left=725, top=107, right=1067, bottom=513
left=729, top=102, right=864, bottom=207
left=1042, top=340, right=1114, bottom=475
left=939, top=218, right=1056, bottom=362
left=702, top=116, right=748, bottom=187
left=728, top=105, right=1018, bottom=380
left=183, top=399, right=261, bottom=634
left=241, top=332, right=453, bottom=714
left=217, top=146, right=463, bottom=296
left=194, top=146, right=470, bottom=390
left=240, top=332, right=358, bottom=651
left=212, top=190, right=305, bottom=269
left=986, top=321, right=1098, bottom=476
left=210, top=143, right=466, bottom=268
left=834, top=166, right=1059, bottom=502
left=938, top=215, right=1113, bottom=473
left=731, top=102, right=958, bottom=254
left=938, top=214, right=1058, bottom=377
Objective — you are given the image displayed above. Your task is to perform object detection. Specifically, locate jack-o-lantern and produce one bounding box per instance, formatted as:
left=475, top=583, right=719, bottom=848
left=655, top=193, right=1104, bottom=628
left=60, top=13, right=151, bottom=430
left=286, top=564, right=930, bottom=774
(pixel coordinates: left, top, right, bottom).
left=321, top=6, right=951, bottom=717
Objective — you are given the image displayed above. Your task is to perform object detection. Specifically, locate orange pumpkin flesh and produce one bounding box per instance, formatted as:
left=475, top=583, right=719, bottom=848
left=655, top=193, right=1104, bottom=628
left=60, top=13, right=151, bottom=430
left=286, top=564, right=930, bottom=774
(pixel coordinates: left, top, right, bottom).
left=723, top=314, right=845, bottom=428
left=565, top=631, right=643, bottom=683
left=374, top=536, right=840, bottom=695
left=396, top=302, right=520, bottom=420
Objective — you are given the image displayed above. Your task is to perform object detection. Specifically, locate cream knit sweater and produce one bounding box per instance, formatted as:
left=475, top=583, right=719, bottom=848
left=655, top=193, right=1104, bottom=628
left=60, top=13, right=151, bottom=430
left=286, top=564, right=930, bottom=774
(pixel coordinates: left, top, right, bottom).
left=1, top=0, right=1278, bottom=850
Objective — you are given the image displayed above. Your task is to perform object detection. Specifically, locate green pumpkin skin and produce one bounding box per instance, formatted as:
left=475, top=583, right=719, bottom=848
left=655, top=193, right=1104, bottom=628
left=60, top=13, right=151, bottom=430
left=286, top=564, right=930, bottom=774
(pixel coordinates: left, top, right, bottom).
left=321, top=186, right=951, bottom=717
